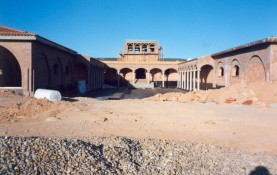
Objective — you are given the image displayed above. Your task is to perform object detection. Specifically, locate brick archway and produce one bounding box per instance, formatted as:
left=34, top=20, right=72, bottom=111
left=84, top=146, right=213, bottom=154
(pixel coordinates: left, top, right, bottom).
left=0, top=45, right=22, bottom=87
left=247, top=56, right=266, bottom=82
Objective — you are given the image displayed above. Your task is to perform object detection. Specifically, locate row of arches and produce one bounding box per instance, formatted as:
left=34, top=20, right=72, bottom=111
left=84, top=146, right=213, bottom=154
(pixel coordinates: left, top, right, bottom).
left=216, top=56, right=266, bottom=87
left=177, top=55, right=267, bottom=91
left=0, top=45, right=105, bottom=94
left=104, top=67, right=177, bottom=88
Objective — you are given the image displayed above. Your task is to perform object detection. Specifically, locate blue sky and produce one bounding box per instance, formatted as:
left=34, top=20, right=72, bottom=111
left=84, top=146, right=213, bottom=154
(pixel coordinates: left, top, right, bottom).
left=0, top=0, right=277, bottom=58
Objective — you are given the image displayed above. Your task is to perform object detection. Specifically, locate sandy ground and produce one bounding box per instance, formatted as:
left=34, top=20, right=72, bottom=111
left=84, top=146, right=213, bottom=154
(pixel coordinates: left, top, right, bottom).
left=0, top=90, right=276, bottom=154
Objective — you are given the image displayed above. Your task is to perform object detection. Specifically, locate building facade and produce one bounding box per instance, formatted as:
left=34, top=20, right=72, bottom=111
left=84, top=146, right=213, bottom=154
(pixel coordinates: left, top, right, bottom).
left=0, top=25, right=106, bottom=95
left=102, top=40, right=182, bottom=88
left=177, top=37, right=277, bottom=91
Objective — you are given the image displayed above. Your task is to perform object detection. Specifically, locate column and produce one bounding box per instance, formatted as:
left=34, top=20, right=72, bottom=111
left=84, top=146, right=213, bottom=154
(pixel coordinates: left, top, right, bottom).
left=147, top=70, right=150, bottom=84
left=189, top=70, right=192, bottom=91
left=117, top=70, right=120, bottom=88
left=133, top=71, right=135, bottom=83
left=184, top=71, right=187, bottom=90
left=179, top=71, right=182, bottom=89
left=197, top=69, right=200, bottom=90
left=186, top=70, right=189, bottom=90
left=182, top=71, right=185, bottom=89
left=177, top=71, right=180, bottom=88
left=193, top=69, right=196, bottom=90
left=162, top=71, right=165, bottom=88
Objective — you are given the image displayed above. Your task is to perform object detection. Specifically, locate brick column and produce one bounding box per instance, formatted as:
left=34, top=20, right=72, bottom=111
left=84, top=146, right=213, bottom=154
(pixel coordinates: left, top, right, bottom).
left=133, top=71, right=135, bottom=83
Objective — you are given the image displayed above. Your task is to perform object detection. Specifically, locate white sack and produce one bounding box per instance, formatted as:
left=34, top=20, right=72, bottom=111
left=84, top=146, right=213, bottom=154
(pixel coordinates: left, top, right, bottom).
left=34, top=89, right=62, bottom=102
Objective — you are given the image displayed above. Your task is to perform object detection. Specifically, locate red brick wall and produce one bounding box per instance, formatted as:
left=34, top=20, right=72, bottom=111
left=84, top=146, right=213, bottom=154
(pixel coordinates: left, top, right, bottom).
left=0, top=41, right=32, bottom=95
left=270, top=44, right=277, bottom=82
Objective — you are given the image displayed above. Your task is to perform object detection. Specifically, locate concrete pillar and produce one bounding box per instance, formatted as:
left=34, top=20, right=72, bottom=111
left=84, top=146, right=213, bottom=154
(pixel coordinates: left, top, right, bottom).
left=189, top=70, right=192, bottom=91
left=180, top=71, right=184, bottom=89
left=197, top=69, right=200, bottom=90
left=186, top=70, right=189, bottom=90
left=193, top=69, right=196, bottom=90
left=179, top=71, right=181, bottom=89
left=182, top=71, right=184, bottom=89
left=162, top=71, right=165, bottom=88
left=177, top=71, right=180, bottom=88
left=133, top=71, right=135, bottom=83
left=147, top=70, right=150, bottom=84
left=183, top=70, right=186, bottom=90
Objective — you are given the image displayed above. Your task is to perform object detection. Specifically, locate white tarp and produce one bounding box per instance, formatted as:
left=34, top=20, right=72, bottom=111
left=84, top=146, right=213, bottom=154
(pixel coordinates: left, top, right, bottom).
left=34, top=89, right=62, bottom=102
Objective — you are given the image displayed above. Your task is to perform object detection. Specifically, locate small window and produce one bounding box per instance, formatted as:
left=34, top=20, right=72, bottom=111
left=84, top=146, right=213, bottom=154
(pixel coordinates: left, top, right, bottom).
left=232, top=65, right=239, bottom=77
left=142, top=44, right=147, bottom=52
left=128, top=44, right=133, bottom=52
left=53, top=64, right=59, bottom=75
left=218, top=67, right=224, bottom=77
left=150, top=44, right=155, bottom=52
left=135, top=44, right=140, bottom=52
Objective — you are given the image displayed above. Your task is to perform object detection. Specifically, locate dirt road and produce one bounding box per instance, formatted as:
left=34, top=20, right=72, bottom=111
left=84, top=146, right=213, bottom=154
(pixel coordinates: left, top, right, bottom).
left=0, top=95, right=276, bottom=153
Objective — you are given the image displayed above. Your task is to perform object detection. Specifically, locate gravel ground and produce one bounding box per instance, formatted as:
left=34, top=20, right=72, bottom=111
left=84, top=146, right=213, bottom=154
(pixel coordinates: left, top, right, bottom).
left=0, top=136, right=276, bottom=175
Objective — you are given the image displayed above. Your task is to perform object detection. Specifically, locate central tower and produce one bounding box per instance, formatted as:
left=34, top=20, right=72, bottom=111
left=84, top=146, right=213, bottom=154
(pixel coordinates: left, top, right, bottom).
left=118, top=40, right=162, bottom=62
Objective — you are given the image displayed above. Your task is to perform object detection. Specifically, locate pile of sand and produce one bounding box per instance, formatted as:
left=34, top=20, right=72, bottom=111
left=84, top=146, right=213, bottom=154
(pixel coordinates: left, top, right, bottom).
left=0, top=98, right=77, bottom=122
left=147, top=82, right=277, bottom=106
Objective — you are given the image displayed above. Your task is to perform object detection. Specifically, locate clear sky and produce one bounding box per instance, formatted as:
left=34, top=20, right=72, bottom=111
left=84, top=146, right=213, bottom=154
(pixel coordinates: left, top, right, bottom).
left=0, top=0, right=277, bottom=59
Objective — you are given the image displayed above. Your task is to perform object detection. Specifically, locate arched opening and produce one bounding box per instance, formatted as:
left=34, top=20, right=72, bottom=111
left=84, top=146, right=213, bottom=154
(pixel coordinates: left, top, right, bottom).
left=150, top=44, right=155, bottom=52
left=232, top=65, right=239, bottom=77
left=135, top=68, right=147, bottom=83
left=150, top=68, right=162, bottom=87
left=247, top=56, right=266, bottom=82
left=200, top=64, right=214, bottom=90
left=164, top=68, right=177, bottom=88
left=230, top=60, right=241, bottom=85
left=0, top=46, right=21, bottom=87
left=104, top=67, right=117, bottom=86
left=128, top=44, right=133, bottom=52
left=142, top=44, right=147, bottom=52
left=135, top=44, right=140, bottom=53
left=75, top=63, right=88, bottom=81
left=216, top=63, right=225, bottom=88
left=120, top=68, right=133, bottom=87
left=64, top=61, right=73, bottom=89
left=34, top=54, right=50, bottom=90
left=218, top=67, right=224, bottom=77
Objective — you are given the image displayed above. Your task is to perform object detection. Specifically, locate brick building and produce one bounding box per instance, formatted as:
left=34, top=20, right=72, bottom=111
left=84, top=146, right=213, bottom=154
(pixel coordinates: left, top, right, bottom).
left=0, top=26, right=106, bottom=95
left=177, top=37, right=277, bottom=91
left=102, top=40, right=184, bottom=88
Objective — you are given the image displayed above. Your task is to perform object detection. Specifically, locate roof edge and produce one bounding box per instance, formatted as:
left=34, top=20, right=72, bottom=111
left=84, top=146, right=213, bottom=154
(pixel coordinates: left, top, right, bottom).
left=211, top=36, right=277, bottom=57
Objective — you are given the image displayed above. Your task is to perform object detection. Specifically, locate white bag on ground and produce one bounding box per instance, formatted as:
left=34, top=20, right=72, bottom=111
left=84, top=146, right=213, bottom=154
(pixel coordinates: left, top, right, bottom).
left=34, top=89, right=62, bottom=102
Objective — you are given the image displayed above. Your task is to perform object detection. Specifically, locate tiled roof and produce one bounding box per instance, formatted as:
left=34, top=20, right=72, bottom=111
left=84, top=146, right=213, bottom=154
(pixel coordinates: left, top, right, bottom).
left=0, top=25, right=35, bottom=36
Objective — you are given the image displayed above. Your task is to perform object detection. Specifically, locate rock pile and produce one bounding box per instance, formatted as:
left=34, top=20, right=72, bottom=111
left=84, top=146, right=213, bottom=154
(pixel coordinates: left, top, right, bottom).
left=0, top=136, right=276, bottom=174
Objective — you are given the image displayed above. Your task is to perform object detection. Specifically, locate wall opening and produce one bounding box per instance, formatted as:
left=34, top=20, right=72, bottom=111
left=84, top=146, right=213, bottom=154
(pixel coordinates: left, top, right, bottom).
left=135, top=44, right=140, bottom=53
left=128, top=44, right=133, bottom=52
left=200, top=65, right=214, bottom=90
left=136, top=68, right=146, bottom=79
left=247, top=56, right=266, bottom=82
left=164, top=68, right=177, bottom=88
left=0, top=46, right=22, bottom=87
left=232, top=65, right=239, bottom=77
left=218, top=67, right=224, bottom=77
